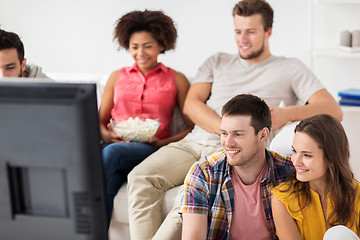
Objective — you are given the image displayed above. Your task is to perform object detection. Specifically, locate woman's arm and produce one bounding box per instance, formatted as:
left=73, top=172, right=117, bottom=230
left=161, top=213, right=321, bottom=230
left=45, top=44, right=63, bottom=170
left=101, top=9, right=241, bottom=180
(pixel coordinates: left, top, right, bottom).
left=271, top=194, right=302, bottom=240
left=98, top=70, right=125, bottom=143
left=149, top=71, right=194, bottom=147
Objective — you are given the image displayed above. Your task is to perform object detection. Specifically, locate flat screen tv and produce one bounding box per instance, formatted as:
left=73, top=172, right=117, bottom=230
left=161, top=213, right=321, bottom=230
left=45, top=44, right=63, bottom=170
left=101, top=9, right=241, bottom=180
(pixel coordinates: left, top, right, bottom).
left=0, top=80, right=108, bottom=240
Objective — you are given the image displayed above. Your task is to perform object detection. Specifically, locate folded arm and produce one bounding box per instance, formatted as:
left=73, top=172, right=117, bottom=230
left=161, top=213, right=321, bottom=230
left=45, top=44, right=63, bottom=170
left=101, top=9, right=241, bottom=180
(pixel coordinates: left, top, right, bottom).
left=270, top=89, right=343, bottom=130
left=183, top=82, right=221, bottom=135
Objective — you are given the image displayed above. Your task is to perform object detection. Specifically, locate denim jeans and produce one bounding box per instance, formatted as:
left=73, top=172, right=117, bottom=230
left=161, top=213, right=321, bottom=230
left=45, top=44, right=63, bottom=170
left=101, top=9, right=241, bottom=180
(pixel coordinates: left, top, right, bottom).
left=101, top=142, right=158, bottom=221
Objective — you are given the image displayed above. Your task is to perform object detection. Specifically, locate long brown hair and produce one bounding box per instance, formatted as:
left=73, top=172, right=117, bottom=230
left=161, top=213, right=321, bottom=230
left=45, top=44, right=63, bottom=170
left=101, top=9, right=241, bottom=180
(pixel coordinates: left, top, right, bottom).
left=289, top=114, right=358, bottom=228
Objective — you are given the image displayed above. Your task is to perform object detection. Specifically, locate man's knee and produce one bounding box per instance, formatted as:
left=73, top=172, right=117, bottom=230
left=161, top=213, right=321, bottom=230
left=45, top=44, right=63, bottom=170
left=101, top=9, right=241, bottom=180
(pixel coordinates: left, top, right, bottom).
left=127, top=163, right=144, bottom=184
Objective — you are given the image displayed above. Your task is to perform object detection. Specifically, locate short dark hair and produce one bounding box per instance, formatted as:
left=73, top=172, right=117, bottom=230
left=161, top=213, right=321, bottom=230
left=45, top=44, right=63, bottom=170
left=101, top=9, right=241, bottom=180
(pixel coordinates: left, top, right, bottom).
left=222, top=94, right=272, bottom=134
left=113, top=10, right=177, bottom=53
left=0, top=29, right=25, bottom=63
left=232, top=0, right=274, bottom=31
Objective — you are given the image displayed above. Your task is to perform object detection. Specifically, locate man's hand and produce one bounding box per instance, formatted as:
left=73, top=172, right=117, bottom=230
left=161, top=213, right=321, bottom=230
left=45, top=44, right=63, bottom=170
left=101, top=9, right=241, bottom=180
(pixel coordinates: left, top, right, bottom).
left=270, top=89, right=343, bottom=131
left=269, top=106, right=289, bottom=130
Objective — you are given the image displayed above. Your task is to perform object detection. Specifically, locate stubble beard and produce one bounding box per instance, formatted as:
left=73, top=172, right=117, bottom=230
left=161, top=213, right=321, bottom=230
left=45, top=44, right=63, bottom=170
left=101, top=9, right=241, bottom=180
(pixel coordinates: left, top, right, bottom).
left=227, top=146, right=260, bottom=168
left=239, top=44, right=265, bottom=60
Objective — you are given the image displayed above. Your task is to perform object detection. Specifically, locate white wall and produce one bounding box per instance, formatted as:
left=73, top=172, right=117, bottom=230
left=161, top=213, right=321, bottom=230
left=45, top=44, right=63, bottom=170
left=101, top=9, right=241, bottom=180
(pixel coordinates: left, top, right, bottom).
left=3, top=0, right=360, bottom=99
left=2, top=1, right=360, bottom=176
left=0, top=0, right=309, bottom=78
left=310, top=2, right=360, bottom=98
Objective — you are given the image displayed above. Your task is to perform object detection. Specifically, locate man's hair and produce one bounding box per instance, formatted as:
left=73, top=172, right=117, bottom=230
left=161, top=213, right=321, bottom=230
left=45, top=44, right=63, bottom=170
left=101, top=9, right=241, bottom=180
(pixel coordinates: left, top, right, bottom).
left=221, top=94, right=272, bottom=134
left=113, top=10, right=177, bottom=53
left=232, top=0, right=274, bottom=31
left=0, top=28, right=25, bottom=63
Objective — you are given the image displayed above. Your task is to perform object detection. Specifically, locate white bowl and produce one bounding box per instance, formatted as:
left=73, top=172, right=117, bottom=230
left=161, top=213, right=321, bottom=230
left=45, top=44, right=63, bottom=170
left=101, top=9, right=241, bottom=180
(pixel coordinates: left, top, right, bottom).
left=110, top=116, right=160, bottom=142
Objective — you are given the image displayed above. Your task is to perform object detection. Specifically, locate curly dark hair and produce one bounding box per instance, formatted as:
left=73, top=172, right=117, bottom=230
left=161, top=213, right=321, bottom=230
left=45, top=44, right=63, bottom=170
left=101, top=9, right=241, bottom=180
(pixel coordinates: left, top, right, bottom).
left=113, top=10, right=177, bottom=53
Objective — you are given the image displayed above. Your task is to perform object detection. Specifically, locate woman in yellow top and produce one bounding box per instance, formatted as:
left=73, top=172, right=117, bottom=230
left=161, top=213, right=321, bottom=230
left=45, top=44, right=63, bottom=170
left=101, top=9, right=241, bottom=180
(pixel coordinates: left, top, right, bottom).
left=271, top=114, right=360, bottom=240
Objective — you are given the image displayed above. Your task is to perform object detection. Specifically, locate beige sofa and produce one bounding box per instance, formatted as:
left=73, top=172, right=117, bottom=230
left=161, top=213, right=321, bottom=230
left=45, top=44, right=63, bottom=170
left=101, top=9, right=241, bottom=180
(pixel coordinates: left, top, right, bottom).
left=49, top=73, right=360, bottom=240
left=109, top=184, right=180, bottom=240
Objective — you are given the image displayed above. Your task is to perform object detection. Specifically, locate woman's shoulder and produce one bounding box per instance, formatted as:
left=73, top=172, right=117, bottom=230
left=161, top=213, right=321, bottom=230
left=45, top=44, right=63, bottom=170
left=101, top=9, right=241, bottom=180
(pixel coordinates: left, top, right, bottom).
left=157, top=63, right=176, bottom=75
left=272, top=180, right=296, bottom=199
left=272, top=181, right=303, bottom=215
left=109, top=66, right=134, bottom=81
left=107, top=69, right=120, bottom=84
left=174, top=71, right=187, bottom=80
left=173, top=69, right=190, bottom=84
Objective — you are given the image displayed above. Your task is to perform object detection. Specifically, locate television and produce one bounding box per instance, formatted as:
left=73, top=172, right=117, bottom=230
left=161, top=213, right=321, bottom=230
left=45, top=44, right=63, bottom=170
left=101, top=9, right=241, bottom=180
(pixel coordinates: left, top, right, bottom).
left=0, top=80, right=108, bottom=240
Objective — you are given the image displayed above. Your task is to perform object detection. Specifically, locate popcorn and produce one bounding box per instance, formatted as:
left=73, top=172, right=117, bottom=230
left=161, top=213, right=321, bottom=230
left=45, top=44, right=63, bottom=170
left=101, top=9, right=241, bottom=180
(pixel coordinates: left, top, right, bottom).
left=111, top=117, right=160, bottom=142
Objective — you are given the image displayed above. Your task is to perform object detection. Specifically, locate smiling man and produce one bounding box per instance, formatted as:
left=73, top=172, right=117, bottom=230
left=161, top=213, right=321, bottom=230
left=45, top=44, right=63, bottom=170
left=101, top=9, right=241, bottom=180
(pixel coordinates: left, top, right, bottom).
left=127, top=1, right=342, bottom=239
left=181, top=94, right=293, bottom=239
left=0, top=28, right=48, bottom=78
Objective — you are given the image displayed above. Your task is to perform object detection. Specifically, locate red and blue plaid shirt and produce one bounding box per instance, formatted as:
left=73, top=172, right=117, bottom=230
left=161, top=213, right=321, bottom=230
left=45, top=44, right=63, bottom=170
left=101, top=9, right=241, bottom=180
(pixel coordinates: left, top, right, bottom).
left=180, top=149, right=293, bottom=240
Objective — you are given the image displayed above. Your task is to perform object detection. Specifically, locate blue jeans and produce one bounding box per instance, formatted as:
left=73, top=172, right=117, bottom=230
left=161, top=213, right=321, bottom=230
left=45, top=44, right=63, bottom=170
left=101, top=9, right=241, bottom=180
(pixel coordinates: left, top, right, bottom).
left=101, top=142, right=158, bottom=221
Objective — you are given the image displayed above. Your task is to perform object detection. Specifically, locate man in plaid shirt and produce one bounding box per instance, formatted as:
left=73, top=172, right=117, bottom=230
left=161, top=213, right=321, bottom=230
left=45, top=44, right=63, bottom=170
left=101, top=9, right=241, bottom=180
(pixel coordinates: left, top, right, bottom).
left=181, top=94, right=293, bottom=239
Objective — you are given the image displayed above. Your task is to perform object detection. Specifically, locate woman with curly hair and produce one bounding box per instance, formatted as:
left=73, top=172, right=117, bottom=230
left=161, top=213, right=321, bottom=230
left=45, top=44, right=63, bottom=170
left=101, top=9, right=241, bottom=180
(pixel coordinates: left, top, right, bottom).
left=271, top=114, right=360, bottom=239
left=99, top=10, right=193, bottom=221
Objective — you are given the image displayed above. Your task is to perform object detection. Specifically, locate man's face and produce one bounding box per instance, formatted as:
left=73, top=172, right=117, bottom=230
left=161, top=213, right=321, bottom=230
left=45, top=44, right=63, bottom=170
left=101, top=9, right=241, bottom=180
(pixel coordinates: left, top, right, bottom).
left=0, top=48, right=25, bottom=77
left=234, top=14, right=271, bottom=63
left=220, top=114, right=265, bottom=168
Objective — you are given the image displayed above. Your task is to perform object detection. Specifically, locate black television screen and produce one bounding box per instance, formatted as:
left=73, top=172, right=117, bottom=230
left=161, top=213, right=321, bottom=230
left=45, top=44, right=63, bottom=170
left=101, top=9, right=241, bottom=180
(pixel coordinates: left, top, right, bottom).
left=0, top=80, right=108, bottom=240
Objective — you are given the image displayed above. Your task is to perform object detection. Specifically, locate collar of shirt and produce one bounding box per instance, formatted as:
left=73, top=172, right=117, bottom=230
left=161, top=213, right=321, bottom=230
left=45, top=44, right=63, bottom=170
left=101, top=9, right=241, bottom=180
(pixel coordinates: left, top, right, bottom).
left=127, top=62, right=168, bottom=74
left=223, top=149, right=284, bottom=239
left=224, top=149, right=276, bottom=183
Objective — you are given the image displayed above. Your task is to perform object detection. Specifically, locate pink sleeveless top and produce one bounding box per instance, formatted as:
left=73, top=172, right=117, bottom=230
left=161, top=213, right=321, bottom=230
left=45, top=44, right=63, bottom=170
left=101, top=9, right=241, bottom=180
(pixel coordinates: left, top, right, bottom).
left=111, top=63, right=177, bottom=139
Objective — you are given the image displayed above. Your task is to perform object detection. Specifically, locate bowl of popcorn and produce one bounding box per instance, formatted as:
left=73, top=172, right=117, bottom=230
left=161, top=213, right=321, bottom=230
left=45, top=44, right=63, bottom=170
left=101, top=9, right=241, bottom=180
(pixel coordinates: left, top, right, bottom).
left=110, top=115, right=161, bottom=142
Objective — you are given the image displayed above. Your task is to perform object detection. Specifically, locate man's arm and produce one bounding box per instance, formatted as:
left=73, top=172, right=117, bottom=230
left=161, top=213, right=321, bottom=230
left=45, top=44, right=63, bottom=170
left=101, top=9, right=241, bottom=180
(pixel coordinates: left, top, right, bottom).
left=270, top=89, right=343, bottom=130
left=182, top=213, right=208, bottom=240
left=183, top=82, right=221, bottom=135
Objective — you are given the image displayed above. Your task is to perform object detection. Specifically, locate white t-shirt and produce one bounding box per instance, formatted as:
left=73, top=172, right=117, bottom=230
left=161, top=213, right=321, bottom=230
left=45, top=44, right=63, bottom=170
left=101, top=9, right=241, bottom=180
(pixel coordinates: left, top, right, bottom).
left=185, top=52, right=324, bottom=146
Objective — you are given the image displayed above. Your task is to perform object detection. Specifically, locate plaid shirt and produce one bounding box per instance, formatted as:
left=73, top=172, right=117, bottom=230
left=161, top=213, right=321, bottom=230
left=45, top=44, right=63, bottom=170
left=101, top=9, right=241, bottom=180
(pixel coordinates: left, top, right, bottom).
left=180, top=149, right=293, bottom=240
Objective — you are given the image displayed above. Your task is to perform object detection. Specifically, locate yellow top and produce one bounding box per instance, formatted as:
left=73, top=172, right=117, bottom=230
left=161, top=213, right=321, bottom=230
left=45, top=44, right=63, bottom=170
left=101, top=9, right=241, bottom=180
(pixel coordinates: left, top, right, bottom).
left=272, top=180, right=360, bottom=239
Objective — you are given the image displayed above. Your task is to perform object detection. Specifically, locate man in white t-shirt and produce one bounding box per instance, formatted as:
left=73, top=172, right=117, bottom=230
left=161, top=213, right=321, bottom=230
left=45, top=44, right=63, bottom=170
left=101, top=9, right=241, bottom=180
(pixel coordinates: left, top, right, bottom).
left=126, top=0, right=342, bottom=239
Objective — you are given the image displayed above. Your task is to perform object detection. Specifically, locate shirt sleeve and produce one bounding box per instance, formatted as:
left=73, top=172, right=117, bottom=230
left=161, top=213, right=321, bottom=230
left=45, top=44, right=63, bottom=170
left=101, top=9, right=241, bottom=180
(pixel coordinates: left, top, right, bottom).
left=180, top=161, right=210, bottom=215
left=191, top=53, right=221, bottom=85
left=289, top=59, right=325, bottom=105
left=271, top=181, right=302, bottom=220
